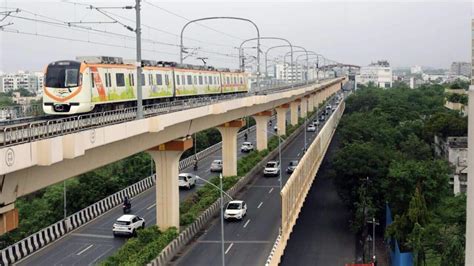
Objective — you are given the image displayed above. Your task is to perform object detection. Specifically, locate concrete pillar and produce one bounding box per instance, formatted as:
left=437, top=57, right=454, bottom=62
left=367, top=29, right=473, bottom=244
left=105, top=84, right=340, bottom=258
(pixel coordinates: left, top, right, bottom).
left=252, top=111, right=272, bottom=151
left=148, top=138, right=193, bottom=230
left=275, top=104, right=289, bottom=136
left=300, top=97, right=307, bottom=118
left=290, top=100, right=300, bottom=126
left=307, top=94, right=315, bottom=113
left=217, top=119, right=245, bottom=177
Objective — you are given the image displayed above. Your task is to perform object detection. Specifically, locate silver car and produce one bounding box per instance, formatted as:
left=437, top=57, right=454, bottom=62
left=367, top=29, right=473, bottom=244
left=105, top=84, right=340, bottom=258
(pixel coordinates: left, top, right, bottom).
left=210, top=159, right=223, bottom=172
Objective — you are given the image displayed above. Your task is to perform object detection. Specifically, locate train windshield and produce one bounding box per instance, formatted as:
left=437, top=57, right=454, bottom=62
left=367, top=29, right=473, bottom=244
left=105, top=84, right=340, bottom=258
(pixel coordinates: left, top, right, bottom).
left=45, top=61, right=81, bottom=88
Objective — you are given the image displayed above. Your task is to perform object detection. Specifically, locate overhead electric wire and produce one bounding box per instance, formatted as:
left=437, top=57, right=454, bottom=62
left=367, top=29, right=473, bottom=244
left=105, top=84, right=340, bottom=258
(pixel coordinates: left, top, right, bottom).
left=1, top=27, right=178, bottom=56
left=5, top=9, right=181, bottom=48
left=62, top=0, right=238, bottom=49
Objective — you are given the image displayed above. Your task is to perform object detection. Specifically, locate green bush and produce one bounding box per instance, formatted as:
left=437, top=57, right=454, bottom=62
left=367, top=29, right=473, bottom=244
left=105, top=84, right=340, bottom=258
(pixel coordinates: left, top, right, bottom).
left=100, top=226, right=178, bottom=266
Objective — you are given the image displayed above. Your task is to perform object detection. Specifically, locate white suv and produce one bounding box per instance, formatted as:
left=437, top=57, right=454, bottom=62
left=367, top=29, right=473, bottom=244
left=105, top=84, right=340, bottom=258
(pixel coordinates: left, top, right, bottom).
left=240, top=142, right=254, bottom=152
left=112, top=214, right=145, bottom=237
left=264, top=161, right=280, bottom=177
left=224, top=200, right=247, bottom=221
left=179, top=173, right=197, bottom=189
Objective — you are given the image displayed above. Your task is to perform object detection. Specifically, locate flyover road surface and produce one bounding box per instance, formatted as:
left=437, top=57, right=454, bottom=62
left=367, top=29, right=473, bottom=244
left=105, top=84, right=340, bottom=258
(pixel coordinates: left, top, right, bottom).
left=281, top=81, right=355, bottom=265
left=17, top=115, right=282, bottom=265
left=174, top=96, right=340, bottom=266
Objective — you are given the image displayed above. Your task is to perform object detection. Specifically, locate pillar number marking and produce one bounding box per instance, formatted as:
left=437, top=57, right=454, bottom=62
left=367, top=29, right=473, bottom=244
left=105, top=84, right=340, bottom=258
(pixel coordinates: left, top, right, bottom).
left=5, top=148, right=15, bottom=167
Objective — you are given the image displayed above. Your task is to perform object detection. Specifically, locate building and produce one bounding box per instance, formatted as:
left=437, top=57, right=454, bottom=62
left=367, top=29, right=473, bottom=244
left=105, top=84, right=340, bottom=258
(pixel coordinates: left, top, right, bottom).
left=410, top=65, right=422, bottom=74
left=434, top=136, right=468, bottom=194
left=450, top=62, right=471, bottom=77
left=356, top=60, right=392, bottom=88
left=273, top=63, right=320, bottom=82
left=0, top=71, right=44, bottom=93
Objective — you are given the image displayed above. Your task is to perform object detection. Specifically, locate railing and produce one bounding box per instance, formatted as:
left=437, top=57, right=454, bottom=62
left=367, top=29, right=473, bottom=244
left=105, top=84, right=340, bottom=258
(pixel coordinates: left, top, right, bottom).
left=0, top=78, right=341, bottom=148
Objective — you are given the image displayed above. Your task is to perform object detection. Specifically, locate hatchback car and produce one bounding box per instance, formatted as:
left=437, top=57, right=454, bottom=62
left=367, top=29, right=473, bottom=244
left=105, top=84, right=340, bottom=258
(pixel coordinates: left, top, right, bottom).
left=178, top=173, right=198, bottom=189
left=319, top=115, right=325, bottom=121
left=224, top=200, right=247, bottom=221
left=210, top=159, right=223, bottom=172
left=286, top=160, right=299, bottom=174
left=112, top=214, right=145, bottom=237
left=240, top=142, right=254, bottom=152
left=264, top=161, right=280, bottom=177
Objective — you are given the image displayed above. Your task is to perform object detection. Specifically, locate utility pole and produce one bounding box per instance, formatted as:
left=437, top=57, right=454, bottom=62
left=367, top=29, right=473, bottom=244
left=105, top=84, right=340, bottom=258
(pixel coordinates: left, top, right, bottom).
left=367, top=217, right=379, bottom=263
left=135, top=0, right=143, bottom=119
left=220, top=174, right=226, bottom=266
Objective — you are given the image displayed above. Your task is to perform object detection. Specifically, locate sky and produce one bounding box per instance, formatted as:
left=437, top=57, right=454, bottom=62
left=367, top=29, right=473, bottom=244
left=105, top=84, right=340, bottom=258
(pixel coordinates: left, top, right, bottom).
left=0, top=0, right=472, bottom=72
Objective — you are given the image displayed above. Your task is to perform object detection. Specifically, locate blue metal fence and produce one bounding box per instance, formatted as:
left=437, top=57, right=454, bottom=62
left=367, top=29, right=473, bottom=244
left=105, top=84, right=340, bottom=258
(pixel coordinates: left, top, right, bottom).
left=385, top=203, right=414, bottom=266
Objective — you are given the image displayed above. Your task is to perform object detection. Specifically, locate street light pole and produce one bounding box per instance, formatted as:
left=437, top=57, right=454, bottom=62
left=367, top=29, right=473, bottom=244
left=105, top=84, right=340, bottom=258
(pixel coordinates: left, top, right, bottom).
left=179, top=17, right=260, bottom=87
left=135, top=0, right=143, bottom=119
left=220, top=174, right=225, bottom=266
left=238, top=38, right=294, bottom=83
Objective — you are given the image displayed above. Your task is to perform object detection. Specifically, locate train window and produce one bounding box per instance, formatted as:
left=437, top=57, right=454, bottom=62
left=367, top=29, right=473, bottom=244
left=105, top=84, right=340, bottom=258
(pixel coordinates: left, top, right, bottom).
left=226, top=77, right=230, bottom=85
left=140, top=73, right=146, bottom=86
left=234, top=77, right=237, bottom=84
left=193, top=76, right=197, bottom=85
left=204, top=76, right=208, bottom=84
left=156, top=74, right=163, bottom=85
left=240, top=77, right=243, bottom=84
left=149, top=74, right=153, bottom=85
left=165, top=74, right=169, bottom=85
left=209, top=76, right=213, bottom=85
left=199, top=76, right=203, bottom=85
left=181, top=75, right=185, bottom=85
left=65, top=69, right=79, bottom=87
left=176, top=75, right=180, bottom=85
left=91, top=73, right=95, bottom=88
left=187, top=75, right=193, bottom=85
left=215, top=77, right=218, bottom=84
left=104, top=73, right=111, bottom=87
left=116, top=73, right=125, bottom=87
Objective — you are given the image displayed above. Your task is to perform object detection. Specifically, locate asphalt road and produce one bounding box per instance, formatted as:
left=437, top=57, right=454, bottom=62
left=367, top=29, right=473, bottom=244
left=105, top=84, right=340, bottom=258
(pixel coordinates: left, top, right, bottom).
left=280, top=134, right=356, bottom=265
left=17, top=116, right=280, bottom=266
left=174, top=97, right=340, bottom=266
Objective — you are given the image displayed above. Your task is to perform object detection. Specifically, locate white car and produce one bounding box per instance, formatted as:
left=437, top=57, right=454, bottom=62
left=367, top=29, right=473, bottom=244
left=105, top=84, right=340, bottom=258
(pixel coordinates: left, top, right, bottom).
left=326, top=104, right=332, bottom=110
left=210, top=159, right=223, bottom=172
left=313, top=120, right=320, bottom=127
left=224, top=200, right=247, bottom=221
left=179, top=173, right=197, bottom=189
left=264, top=161, right=280, bottom=177
left=306, top=125, right=316, bottom=132
left=241, top=142, right=254, bottom=152
left=112, top=214, right=145, bottom=237
left=273, top=125, right=278, bottom=132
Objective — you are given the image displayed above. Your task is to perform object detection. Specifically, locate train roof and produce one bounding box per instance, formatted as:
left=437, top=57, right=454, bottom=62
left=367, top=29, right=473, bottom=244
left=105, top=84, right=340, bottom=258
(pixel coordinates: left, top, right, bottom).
left=74, top=56, right=243, bottom=73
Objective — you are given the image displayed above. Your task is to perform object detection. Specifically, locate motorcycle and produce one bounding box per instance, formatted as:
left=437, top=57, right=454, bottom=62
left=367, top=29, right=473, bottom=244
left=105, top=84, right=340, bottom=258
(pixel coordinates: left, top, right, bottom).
left=122, top=202, right=131, bottom=214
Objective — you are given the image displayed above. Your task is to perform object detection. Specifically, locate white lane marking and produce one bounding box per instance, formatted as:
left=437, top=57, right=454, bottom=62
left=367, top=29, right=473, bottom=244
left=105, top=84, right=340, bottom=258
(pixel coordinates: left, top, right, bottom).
left=268, top=188, right=274, bottom=194
left=243, top=219, right=251, bottom=228
left=76, top=244, right=94, bottom=256
left=147, top=203, right=156, bottom=210
left=225, top=243, right=234, bottom=254
left=71, top=233, right=114, bottom=239
left=257, top=202, right=263, bottom=209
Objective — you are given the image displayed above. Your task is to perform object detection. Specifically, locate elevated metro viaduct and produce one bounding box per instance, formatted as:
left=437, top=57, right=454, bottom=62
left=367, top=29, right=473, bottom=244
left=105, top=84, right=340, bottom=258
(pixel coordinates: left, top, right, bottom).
left=0, top=77, right=346, bottom=234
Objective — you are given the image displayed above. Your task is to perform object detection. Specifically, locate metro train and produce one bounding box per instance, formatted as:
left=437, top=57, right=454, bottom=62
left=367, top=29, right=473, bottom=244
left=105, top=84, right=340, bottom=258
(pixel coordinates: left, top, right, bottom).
left=43, top=56, right=250, bottom=115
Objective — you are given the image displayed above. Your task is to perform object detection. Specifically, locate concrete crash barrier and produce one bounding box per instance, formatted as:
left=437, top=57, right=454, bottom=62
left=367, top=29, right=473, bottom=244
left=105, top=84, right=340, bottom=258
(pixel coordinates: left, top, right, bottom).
left=0, top=125, right=258, bottom=265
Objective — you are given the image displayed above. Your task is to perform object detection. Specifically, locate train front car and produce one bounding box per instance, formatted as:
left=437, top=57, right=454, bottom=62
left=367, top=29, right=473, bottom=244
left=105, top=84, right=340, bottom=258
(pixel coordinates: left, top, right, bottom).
left=43, top=60, right=92, bottom=115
